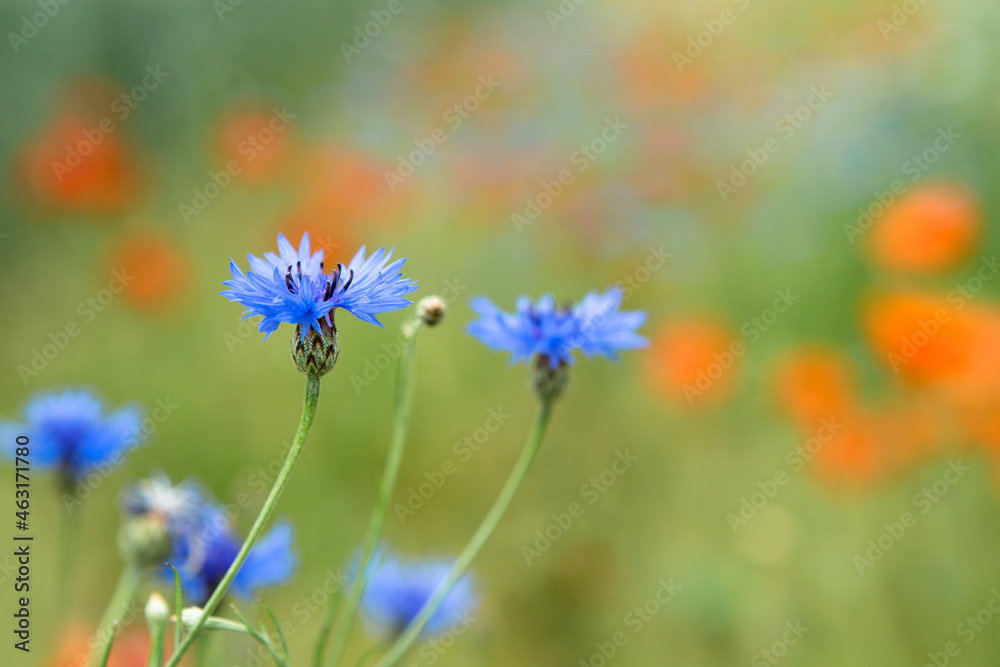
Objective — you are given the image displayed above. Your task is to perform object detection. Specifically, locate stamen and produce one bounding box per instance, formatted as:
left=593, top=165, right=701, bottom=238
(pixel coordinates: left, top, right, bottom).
left=342, top=268, right=355, bottom=291
left=285, top=268, right=295, bottom=293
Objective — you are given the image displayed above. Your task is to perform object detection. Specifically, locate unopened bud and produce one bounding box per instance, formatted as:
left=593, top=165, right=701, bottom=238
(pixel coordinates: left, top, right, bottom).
left=416, top=295, right=447, bottom=326
left=532, top=356, right=570, bottom=402
left=180, top=607, right=204, bottom=628
left=292, top=323, right=339, bottom=378
left=145, top=593, right=170, bottom=626
left=119, top=513, right=172, bottom=567
left=179, top=607, right=251, bottom=634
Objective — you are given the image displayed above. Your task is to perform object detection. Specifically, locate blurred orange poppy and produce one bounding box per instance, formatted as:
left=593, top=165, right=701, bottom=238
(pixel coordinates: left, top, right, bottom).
left=48, top=626, right=165, bottom=667
left=277, top=147, right=407, bottom=250
left=810, top=415, right=886, bottom=486
left=646, top=317, right=740, bottom=408
left=864, top=292, right=1000, bottom=403
left=772, top=348, right=856, bottom=430
left=868, top=184, right=980, bottom=272
left=106, top=230, right=190, bottom=312
left=16, top=113, right=141, bottom=215
left=864, top=292, right=973, bottom=387
left=215, top=107, right=295, bottom=184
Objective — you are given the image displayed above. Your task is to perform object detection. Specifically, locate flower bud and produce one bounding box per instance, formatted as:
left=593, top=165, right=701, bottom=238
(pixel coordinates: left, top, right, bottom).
left=145, top=593, right=170, bottom=626
left=416, top=295, right=447, bottom=327
left=179, top=607, right=252, bottom=634
left=180, top=607, right=204, bottom=628
left=292, top=323, right=339, bottom=378
left=119, top=513, right=172, bottom=568
left=532, top=356, right=570, bottom=403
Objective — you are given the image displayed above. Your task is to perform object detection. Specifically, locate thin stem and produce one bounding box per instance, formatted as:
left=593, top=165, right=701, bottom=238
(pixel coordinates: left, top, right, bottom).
left=356, top=641, right=388, bottom=667
left=165, top=374, right=322, bottom=667
left=195, top=633, right=212, bottom=667
left=375, top=401, right=554, bottom=667
left=91, top=565, right=142, bottom=667
left=311, top=582, right=344, bottom=667
left=58, top=502, right=81, bottom=614
left=146, top=622, right=165, bottom=667
left=321, top=324, right=421, bottom=667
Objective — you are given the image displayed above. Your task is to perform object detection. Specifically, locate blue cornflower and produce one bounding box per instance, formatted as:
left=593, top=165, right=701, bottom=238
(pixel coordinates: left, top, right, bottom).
left=175, top=506, right=297, bottom=604
left=361, top=552, right=478, bottom=637
left=120, top=474, right=214, bottom=567
left=0, top=389, right=143, bottom=482
left=221, top=233, right=418, bottom=342
left=122, top=474, right=212, bottom=541
left=467, top=286, right=648, bottom=368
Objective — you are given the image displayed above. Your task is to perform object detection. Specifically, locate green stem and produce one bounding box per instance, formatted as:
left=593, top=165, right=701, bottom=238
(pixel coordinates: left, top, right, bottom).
left=146, top=622, right=166, bottom=667
left=91, top=565, right=142, bottom=667
left=375, top=401, right=554, bottom=667
left=321, top=324, right=421, bottom=667
left=58, top=501, right=81, bottom=614
left=165, top=374, right=322, bottom=667
left=195, top=633, right=212, bottom=667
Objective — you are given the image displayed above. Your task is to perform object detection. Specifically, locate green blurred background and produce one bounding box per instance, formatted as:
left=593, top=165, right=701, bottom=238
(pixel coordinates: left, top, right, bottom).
left=3, top=0, right=1000, bottom=664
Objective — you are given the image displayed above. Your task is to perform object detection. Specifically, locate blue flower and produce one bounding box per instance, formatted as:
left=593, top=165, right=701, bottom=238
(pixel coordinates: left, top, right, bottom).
left=361, top=552, right=478, bottom=637
left=0, top=389, right=143, bottom=481
left=122, top=474, right=212, bottom=542
left=221, top=233, right=418, bottom=342
left=123, top=475, right=296, bottom=602
left=467, top=286, right=648, bottom=367
left=175, top=506, right=297, bottom=604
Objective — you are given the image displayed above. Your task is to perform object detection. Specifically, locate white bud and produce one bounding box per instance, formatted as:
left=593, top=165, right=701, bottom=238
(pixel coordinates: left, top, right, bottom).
left=180, top=607, right=204, bottom=627
left=417, top=295, right=447, bottom=326
left=145, top=593, right=170, bottom=625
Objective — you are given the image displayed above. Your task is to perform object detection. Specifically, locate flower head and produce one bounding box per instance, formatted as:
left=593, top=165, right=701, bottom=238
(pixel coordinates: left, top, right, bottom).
left=174, top=506, right=296, bottom=604
left=1, top=389, right=143, bottom=482
left=120, top=474, right=213, bottom=568
left=221, top=233, right=418, bottom=342
left=467, top=286, right=647, bottom=368
left=361, top=552, right=478, bottom=638
left=122, top=474, right=211, bottom=538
